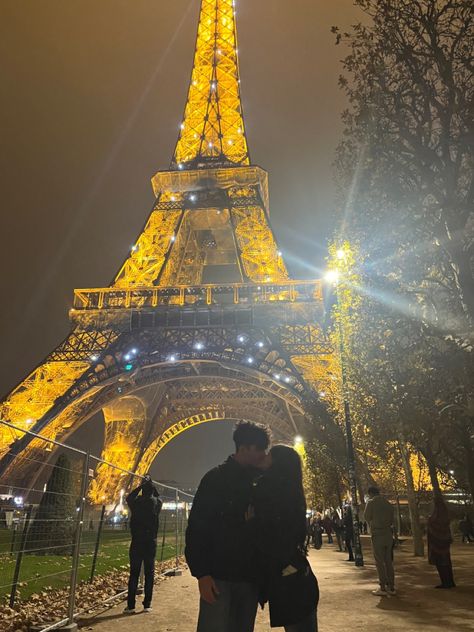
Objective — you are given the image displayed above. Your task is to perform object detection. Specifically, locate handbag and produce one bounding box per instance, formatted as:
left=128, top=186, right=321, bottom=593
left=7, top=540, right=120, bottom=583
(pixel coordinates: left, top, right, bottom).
left=268, top=557, right=319, bottom=628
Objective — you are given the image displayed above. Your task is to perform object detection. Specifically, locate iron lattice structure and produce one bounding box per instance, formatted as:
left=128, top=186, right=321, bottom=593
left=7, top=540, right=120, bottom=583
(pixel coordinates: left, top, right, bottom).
left=0, top=0, right=343, bottom=503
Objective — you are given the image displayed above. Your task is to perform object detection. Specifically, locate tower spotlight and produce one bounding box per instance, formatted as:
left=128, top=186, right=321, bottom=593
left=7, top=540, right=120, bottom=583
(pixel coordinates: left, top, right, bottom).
left=247, top=357, right=254, bottom=364
left=195, top=342, right=204, bottom=351
left=294, top=435, right=304, bottom=446
left=169, top=355, right=177, bottom=363
left=238, top=335, right=246, bottom=343
left=336, top=249, right=346, bottom=260
left=256, top=341, right=265, bottom=348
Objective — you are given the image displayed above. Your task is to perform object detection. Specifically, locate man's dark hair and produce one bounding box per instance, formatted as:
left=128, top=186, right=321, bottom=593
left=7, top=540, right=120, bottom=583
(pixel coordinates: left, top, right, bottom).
left=368, top=486, right=380, bottom=496
left=233, top=420, right=271, bottom=451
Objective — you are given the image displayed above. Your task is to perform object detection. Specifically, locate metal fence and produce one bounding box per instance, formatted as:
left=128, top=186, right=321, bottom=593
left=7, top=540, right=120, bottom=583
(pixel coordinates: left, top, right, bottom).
left=0, top=420, right=193, bottom=631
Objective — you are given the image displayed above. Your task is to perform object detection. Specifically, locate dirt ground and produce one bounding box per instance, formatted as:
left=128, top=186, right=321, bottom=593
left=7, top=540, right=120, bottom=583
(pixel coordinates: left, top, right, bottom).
left=79, top=537, right=474, bottom=631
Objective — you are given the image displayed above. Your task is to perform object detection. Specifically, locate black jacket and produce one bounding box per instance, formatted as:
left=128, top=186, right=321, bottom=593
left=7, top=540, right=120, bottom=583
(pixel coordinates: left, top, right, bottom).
left=185, top=457, right=259, bottom=581
left=252, top=474, right=308, bottom=575
left=252, top=473, right=319, bottom=628
left=126, top=485, right=162, bottom=542
left=343, top=508, right=354, bottom=539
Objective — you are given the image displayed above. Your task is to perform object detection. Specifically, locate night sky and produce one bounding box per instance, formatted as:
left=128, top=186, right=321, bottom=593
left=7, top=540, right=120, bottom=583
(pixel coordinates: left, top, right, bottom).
left=0, top=0, right=362, bottom=488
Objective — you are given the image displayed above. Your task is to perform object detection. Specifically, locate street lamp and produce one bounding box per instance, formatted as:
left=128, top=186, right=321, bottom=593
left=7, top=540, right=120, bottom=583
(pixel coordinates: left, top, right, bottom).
left=325, top=267, right=364, bottom=567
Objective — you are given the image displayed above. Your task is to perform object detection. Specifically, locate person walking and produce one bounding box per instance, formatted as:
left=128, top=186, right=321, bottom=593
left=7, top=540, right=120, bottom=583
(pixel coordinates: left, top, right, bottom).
left=252, top=445, right=319, bottom=632
left=343, top=506, right=354, bottom=561
left=364, top=486, right=395, bottom=596
left=322, top=513, right=333, bottom=544
left=185, top=421, right=271, bottom=632
left=310, top=516, right=323, bottom=550
left=124, top=475, right=162, bottom=614
left=428, top=494, right=456, bottom=589
left=459, top=514, right=473, bottom=543
left=332, top=513, right=344, bottom=552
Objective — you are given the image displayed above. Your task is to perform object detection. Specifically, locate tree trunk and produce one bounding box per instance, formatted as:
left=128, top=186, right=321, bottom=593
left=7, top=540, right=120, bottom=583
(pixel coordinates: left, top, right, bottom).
left=423, top=444, right=441, bottom=496
left=395, top=492, right=402, bottom=535
left=461, top=423, right=474, bottom=503
left=397, top=432, right=425, bottom=556
left=335, top=473, right=344, bottom=510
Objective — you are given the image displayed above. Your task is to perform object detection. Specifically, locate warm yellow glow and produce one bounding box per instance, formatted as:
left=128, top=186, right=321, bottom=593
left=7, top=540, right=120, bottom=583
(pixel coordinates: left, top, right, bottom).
left=173, top=0, right=249, bottom=167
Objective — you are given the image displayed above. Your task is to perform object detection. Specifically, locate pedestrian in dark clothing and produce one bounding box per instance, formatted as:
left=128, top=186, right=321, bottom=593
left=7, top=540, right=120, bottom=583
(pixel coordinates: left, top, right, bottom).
left=310, top=517, right=323, bottom=550
left=332, top=514, right=344, bottom=552
left=459, top=515, right=473, bottom=543
left=322, top=515, right=333, bottom=544
left=467, top=514, right=474, bottom=538
left=185, top=420, right=271, bottom=632
left=343, top=506, right=354, bottom=561
left=252, top=445, right=319, bottom=632
left=124, top=475, right=162, bottom=613
left=427, top=494, right=456, bottom=589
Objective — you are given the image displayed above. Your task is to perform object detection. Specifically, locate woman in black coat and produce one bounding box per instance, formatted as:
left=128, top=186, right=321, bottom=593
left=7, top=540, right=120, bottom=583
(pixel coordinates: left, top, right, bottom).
left=251, top=445, right=319, bottom=631
left=427, top=494, right=456, bottom=589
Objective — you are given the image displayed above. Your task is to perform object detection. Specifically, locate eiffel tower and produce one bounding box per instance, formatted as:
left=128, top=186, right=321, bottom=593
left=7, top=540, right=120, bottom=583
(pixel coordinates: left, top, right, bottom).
left=0, top=0, right=341, bottom=502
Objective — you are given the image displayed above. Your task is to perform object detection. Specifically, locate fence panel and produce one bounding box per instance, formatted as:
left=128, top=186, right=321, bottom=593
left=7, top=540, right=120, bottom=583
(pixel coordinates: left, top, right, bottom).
left=0, top=420, right=193, bottom=630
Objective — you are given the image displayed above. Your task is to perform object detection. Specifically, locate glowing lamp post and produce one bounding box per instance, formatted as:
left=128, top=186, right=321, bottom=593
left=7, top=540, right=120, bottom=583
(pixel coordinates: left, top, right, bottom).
left=325, top=260, right=364, bottom=567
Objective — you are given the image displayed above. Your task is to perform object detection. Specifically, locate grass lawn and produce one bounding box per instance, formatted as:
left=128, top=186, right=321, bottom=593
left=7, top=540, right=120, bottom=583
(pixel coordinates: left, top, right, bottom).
left=0, top=528, right=180, bottom=602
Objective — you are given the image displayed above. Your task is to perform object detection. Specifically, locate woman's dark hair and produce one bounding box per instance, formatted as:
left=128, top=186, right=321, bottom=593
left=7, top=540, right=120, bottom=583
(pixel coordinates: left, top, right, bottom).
left=233, top=421, right=271, bottom=450
left=367, top=486, right=380, bottom=496
left=269, top=445, right=307, bottom=547
left=270, top=445, right=304, bottom=491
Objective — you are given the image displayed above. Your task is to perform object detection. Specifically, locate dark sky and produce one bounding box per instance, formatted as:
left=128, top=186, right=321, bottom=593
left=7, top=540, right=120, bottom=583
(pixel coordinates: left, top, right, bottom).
left=0, top=0, right=362, bottom=488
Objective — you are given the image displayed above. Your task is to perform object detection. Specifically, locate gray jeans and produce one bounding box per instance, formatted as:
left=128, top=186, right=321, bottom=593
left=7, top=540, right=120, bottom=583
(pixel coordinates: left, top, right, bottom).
left=371, top=533, right=395, bottom=590
left=197, top=579, right=258, bottom=632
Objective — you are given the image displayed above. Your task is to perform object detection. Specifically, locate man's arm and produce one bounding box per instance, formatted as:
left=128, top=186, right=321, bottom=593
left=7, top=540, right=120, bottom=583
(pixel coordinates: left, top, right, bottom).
left=388, top=500, right=395, bottom=527
left=125, top=484, right=142, bottom=508
left=364, top=500, right=373, bottom=528
left=185, top=470, right=221, bottom=604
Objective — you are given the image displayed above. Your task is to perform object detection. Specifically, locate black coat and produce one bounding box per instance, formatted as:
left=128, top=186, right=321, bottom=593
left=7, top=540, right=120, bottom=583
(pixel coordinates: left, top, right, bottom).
left=185, top=457, right=259, bottom=582
left=126, top=486, right=162, bottom=542
left=343, top=509, right=354, bottom=540
left=252, top=474, right=319, bottom=627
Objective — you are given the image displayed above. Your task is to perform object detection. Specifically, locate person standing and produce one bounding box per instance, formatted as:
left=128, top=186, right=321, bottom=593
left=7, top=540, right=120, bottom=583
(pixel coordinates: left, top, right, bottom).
left=252, top=445, right=319, bottom=632
left=343, top=506, right=354, bottom=561
left=332, top=513, right=344, bottom=552
left=459, top=514, right=473, bottom=543
left=428, top=494, right=456, bottom=589
left=322, top=513, right=333, bottom=545
left=185, top=421, right=271, bottom=632
left=124, top=475, right=162, bottom=613
left=364, top=486, right=395, bottom=596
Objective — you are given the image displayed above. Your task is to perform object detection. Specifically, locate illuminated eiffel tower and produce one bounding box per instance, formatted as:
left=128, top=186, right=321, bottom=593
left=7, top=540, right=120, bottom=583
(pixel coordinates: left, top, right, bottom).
left=0, top=0, right=342, bottom=502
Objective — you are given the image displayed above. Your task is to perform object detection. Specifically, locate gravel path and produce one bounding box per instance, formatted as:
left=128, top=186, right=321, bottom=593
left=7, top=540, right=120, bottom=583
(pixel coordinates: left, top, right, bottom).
left=80, top=538, right=474, bottom=632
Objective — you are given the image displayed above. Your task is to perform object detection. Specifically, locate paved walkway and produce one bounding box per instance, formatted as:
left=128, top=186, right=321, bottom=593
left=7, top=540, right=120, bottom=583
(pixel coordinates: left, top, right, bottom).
left=80, top=538, right=474, bottom=631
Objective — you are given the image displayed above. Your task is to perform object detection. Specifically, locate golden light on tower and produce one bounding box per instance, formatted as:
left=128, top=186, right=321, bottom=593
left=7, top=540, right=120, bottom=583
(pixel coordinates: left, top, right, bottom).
left=0, top=0, right=336, bottom=505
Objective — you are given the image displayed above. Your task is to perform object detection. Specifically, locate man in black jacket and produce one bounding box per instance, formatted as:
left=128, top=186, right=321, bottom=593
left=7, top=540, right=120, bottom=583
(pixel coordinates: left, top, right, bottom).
left=186, top=420, right=271, bottom=632
left=124, top=475, right=162, bottom=614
